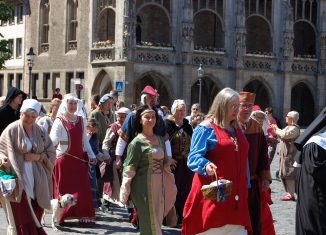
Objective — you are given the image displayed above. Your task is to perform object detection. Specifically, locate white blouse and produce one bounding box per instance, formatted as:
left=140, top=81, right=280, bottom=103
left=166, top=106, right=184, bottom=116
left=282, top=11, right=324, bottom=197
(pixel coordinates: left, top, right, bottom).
left=50, top=116, right=95, bottom=159
left=23, top=136, right=35, bottom=199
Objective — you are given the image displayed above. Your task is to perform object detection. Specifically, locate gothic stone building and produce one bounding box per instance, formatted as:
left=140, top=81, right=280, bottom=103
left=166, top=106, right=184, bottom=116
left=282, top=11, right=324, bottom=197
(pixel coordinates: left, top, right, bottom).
left=7, top=0, right=326, bottom=126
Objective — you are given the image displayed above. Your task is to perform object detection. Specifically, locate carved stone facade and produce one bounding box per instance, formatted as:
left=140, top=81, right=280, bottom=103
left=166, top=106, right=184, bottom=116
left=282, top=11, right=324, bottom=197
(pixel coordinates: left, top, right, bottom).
left=1, top=0, right=323, bottom=126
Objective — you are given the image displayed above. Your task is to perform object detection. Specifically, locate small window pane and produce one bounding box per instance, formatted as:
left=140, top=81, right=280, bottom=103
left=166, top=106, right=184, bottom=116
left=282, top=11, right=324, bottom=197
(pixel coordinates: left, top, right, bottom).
left=17, top=5, right=23, bottom=23
left=16, top=38, right=22, bottom=58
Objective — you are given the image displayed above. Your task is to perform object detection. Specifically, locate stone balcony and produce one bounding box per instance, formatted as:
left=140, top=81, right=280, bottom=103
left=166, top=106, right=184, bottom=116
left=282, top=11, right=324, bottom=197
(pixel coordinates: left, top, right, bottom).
left=135, top=45, right=175, bottom=64
left=244, top=53, right=277, bottom=71
left=192, top=50, right=226, bottom=67
left=89, top=45, right=319, bottom=75
left=90, top=46, right=115, bottom=64
left=291, top=57, right=318, bottom=74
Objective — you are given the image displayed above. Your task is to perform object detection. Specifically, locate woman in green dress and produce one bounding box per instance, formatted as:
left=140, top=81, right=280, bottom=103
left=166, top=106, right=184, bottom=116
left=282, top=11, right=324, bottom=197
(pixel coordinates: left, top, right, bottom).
left=120, top=105, right=177, bottom=235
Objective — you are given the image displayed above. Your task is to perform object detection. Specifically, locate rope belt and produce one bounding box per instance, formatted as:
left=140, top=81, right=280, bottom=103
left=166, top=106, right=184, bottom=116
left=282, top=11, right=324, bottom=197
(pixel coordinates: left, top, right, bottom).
left=56, top=152, right=89, bottom=164
left=152, top=159, right=163, bottom=174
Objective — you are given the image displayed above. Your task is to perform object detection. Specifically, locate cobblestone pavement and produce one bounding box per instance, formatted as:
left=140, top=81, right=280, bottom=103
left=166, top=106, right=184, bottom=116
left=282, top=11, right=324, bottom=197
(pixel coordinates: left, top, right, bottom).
left=269, top=151, right=296, bottom=235
left=0, top=149, right=296, bottom=235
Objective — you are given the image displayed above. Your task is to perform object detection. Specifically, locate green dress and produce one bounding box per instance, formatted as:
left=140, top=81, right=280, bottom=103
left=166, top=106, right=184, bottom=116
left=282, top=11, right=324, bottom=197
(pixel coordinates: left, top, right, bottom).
left=121, top=133, right=177, bottom=235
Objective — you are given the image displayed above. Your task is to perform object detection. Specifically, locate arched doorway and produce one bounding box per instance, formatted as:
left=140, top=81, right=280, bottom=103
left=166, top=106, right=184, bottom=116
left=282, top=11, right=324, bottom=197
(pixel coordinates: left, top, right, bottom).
left=135, top=73, right=171, bottom=108
left=91, top=70, right=113, bottom=96
left=243, top=79, right=271, bottom=109
left=191, top=77, right=220, bottom=114
left=291, top=83, right=314, bottom=126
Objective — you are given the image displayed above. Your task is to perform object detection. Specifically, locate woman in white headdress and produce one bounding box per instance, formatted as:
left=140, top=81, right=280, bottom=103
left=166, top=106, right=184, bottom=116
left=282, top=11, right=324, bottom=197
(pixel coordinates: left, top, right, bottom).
left=50, top=94, right=96, bottom=225
left=0, top=99, right=56, bottom=234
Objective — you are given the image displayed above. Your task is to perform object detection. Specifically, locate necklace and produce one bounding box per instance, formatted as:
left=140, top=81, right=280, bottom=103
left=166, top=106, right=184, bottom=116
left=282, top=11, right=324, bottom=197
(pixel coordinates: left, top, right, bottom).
left=225, top=128, right=240, bottom=206
left=64, top=115, right=78, bottom=124
left=230, top=136, right=239, bottom=152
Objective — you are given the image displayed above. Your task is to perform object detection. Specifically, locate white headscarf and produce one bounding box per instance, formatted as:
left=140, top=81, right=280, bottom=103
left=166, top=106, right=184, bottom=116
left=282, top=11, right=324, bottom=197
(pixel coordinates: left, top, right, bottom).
left=56, top=94, right=87, bottom=120
left=250, top=110, right=269, bottom=136
left=20, top=99, right=42, bottom=115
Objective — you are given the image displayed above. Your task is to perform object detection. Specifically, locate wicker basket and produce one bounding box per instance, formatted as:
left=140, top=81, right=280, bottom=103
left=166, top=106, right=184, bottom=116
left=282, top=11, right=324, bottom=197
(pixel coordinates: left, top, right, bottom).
left=201, top=171, right=233, bottom=201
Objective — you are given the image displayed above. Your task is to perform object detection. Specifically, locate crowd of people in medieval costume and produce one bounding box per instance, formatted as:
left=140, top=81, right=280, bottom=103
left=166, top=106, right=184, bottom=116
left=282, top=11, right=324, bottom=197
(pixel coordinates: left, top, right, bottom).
left=0, top=84, right=325, bottom=235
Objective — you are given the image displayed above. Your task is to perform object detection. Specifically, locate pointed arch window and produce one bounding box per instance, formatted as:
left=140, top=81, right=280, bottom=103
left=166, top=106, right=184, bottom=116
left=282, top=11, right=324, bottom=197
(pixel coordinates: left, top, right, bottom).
left=40, top=0, right=50, bottom=53
left=67, top=0, right=78, bottom=51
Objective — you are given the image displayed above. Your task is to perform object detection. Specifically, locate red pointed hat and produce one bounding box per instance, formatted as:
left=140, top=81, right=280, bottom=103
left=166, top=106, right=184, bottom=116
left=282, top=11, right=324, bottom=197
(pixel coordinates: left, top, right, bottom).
left=141, top=85, right=159, bottom=97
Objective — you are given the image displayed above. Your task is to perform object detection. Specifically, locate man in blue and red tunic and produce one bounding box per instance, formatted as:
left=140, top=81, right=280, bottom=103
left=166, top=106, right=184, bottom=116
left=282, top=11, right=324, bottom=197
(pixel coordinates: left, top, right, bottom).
left=238, top=92, right=271, bottom=235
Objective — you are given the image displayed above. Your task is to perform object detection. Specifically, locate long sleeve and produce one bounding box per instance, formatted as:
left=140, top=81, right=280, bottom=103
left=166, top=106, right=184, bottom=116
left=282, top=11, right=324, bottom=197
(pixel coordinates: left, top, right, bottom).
left=187, top=125, right=217, bottom=176
left=275, top=125, right=300, bottom=140
left=102, top=127, right=115, bottom=157
left=115, top=137, right=127, bottom=156
left=120, top=141, right=139, bottom=204
left=49, top=118, right=65, bottom=147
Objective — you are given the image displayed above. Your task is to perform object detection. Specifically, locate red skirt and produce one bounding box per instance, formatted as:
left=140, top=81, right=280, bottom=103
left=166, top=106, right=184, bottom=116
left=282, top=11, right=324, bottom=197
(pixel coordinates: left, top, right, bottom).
left=10, top=191, right=47, bottom=235
left=53, top=153, right=95, bottom=223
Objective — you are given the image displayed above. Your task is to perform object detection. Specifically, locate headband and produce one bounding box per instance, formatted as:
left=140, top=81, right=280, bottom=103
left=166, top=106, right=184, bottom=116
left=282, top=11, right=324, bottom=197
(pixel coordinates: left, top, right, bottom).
left=140, top=109, right=155, bottom=116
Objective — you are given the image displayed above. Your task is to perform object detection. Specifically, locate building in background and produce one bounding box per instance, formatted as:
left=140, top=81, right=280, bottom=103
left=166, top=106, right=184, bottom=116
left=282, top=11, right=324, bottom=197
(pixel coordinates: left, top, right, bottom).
left=1, top=0, right=326, bottom=126
left=0, top=2, right=25, bottom=97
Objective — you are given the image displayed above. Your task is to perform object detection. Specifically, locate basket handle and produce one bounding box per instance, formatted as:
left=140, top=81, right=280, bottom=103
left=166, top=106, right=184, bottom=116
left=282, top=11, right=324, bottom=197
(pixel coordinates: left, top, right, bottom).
left=211, top=169, right=218, bottom=183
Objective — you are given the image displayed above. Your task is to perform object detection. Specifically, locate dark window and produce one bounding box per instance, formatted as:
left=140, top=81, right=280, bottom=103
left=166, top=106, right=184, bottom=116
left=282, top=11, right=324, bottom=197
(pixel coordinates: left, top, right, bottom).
left=16, top=38, right=22, bottom=58
left=8, top=39, right=14, bottom=58
left=67, top=0, right=78, bottom=51
left=32, top=74, right=39, bottom=97
left=43, top=73, right=50, bottom=98
left=17, top=5, right=23, bottom=24
left=9, top=8, right=15, bottom=25
left=8, top=74, right=14, bottom=87
left=66, top=72, right=74, bottom=93
left=16, top=74, right=22, bottom=89
left=0, top=74, right=3, bottom=96
left=40, top=0, right=50, bottom=53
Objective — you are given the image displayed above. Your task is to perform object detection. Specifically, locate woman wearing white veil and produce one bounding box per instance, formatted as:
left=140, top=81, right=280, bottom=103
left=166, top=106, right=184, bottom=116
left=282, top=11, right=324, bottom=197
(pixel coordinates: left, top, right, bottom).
left=50, top=94, right=96, bottom=225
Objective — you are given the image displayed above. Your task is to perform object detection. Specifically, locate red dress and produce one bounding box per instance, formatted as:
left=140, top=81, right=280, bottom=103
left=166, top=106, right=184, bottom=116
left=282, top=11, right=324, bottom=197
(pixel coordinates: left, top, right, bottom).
left=53, top=117, right=95, bottom=223
left=261, top=188, right=276, bottom=235
left=10, top=191, right=46, bottom=235
left=182, top=123, right=252, bottom=234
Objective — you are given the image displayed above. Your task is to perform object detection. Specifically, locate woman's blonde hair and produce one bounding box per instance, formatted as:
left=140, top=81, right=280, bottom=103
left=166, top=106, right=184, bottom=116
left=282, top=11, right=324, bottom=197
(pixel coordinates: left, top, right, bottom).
left=49, top=98, right=62, bottom=113
left=207, top=87, right=239, bottom=128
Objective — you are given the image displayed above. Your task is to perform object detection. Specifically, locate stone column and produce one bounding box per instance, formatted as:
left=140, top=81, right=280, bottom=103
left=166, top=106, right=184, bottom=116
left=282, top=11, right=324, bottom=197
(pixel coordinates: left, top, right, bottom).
left=180, top=0, right=194, bottom=64
left=121, top=0, right=136, bottom=61
left=180, top=0, right=194, bottom=109
left=234, top=0, right=246, bottom=69
left=282, top=0, right=294, bottom=72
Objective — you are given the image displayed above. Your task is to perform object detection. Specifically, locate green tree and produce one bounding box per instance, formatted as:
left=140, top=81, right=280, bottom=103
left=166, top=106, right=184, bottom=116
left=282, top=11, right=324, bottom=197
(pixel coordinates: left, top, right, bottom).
left=0, top=1, right=14, bottom=69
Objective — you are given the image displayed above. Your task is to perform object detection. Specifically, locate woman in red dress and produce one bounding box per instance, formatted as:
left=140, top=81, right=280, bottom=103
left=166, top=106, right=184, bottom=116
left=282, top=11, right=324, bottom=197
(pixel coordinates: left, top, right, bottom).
left=182, top=88, right=251, bottom=235
left=50, top=94, right=97, bottom=225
